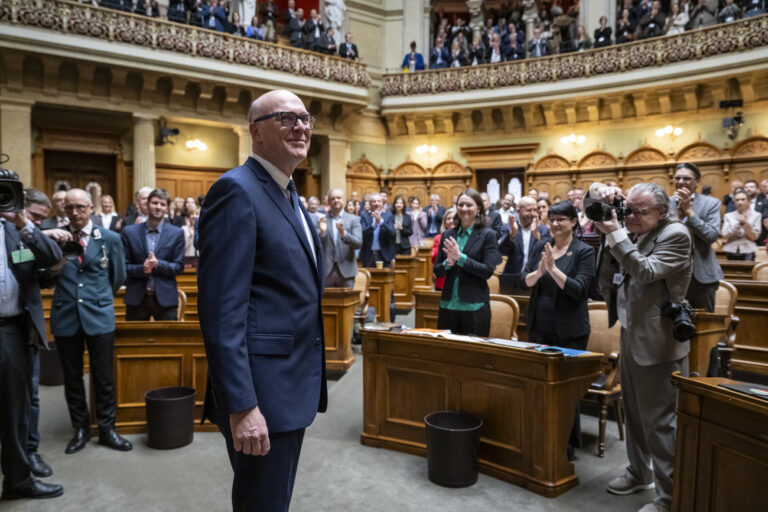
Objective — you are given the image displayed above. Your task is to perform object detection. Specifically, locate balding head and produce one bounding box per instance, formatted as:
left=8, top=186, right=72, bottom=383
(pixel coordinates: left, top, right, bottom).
left=65, top=188, right=94, bottom=230
left=517, top=196, right=538, bottom=228
left=248, top=90, right=311, bottom=177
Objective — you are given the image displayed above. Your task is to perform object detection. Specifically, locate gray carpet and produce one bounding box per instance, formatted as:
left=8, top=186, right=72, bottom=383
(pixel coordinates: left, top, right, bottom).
left=4, top=314, right=652, bottom=511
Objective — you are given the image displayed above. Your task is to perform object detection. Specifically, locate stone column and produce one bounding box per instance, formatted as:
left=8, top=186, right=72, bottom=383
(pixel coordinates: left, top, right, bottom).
left=579, top=0, right=612, bottom=41
left=234, top=125, right=251, bottom=164
left=0, top=99, right=33, bottom=186
left=324, top=134, right=351, bottom=197
left=401, top=0, right=431, bottom=63
left=132, top=115, right=156, bottom=192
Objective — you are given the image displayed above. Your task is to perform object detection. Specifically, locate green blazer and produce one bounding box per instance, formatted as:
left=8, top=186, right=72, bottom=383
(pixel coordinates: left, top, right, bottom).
left=51, top=225, right=126, bottom=337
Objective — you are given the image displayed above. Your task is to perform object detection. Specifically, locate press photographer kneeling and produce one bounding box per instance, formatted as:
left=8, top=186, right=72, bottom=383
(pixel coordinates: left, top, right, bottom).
left=589, top=182, right=693, bottom=512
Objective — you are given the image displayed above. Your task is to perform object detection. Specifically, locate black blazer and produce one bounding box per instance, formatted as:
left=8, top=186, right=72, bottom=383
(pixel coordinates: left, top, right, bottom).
left=521, top=237, right=595, bottom=339
left=387, top=212, right=413, bottom=253
left=91, top=213, right=122, bottom=232
left=433, top=226, right=502, bottom=304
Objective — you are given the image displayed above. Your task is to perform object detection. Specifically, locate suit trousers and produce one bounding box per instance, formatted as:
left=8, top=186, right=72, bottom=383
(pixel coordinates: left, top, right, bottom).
left=56, top=329, right=117, bottom=431
left=437, top=304, right=491, bottom=337
left=27, top=345, right=40, bottom=453
left=325, top=264, right=354, bottom=288
left=685, top=277, right=718, bottom=313
left=0, top=313, right=35, bottom=492
left=620, top=328, right=687, bottom=509
left=126, top=294, right=178, bottom=321
left=218, top=419, right=305, bottom=512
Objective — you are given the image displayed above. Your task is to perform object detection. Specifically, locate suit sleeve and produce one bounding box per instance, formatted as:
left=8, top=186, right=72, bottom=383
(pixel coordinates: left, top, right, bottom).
left=433, top=233, right=449, bottom=277
left=610, top=226, right=692, bottom=285
left=153, top=230, right=185, bottom=276
left=460, top=230, right=502, bottom=280
left=198, top=177, right=259, bottom=415
left=109, top=236, right=127, bottom=294
left=687, top=198, right=721, bottom=244
left=18, top=222, right=62, bottom=267
left=561, top=245, right=596, bottom=301
left=518, top=242, right=545, bottom=290
left=121, top=230, right=146, bottom=278
left=344, top=216, right=363, bottom=250
left=498, top=231, right=515, bottom=256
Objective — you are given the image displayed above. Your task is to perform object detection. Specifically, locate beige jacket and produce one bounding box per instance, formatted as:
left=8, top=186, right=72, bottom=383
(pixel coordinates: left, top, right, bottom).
left=721, top=209, right=762, bottom=255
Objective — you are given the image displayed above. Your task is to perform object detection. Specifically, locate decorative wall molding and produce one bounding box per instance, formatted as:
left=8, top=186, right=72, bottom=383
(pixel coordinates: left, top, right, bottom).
left=0, top=0, right=370, bottom=89
left=380, top=15, right=768, bottom=97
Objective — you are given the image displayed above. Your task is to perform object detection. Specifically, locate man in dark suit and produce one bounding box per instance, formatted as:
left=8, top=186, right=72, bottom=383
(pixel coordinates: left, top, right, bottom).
left=430, top=36, right=450, bottom=69
left=320, top=188, right=362, bottom=288
left=317, top=27, right=338, bottom=55
left=481, top=192, right=503, bottom=240
left=283, top=0, right=296, bottom=36
left=528, top=26, right=549, bottom=57
left=121, top=188, right=185, bottom=321
left=50, top=188, right=130, bottom=455
left=0, top=176, right=64, bottom=500
left=500, top=196, right=550, bottom=277
left=425, top=194, right=446, bottom=237
left=339, top=32, right=359, bottom=60
left=123, top=186, right=152, bottom=226
left=41, top=190, right=68, bottom=230
left=288, top=7, right=304, bottom=48
left=359, top=193, right=395, bottom=268
left=302, top=8, right=324, bottom=52
left=198, top=90, right=326, bottom=512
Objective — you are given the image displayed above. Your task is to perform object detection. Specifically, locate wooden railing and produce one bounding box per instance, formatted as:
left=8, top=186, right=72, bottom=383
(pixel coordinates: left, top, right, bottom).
left=0, top=0, right=370, bottom=88
left=380, top=14, right=768, bottom=96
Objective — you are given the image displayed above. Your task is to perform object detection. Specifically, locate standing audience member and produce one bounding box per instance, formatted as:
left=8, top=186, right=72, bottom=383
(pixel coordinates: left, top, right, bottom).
left=318, top=27, right=338, bottom=55
left=594, top=183, right=692, bottom=512
left=182, top=207, right=199, bottom=268
left=409, top=197, right=427, bottom=248
left=691, top=0, right=718, bottom=28
left=434, top=190, right=502, bottom=336
left=430, top=36, right=451, bottom=69
left=283, top=0, right=296, bottom=36
left=135, top=0, right=159, bottom=17
left=537, top=198, right=551, bottom=224
left=93, top=194, right=122, bottom=232
left=345, top=199, right=357, bottom=215
left=723, top=179, right=744, bottom=212
left=594, top=16, right=612, bottom=47
left=721, top=188, right=762, bottom=260
left=41, top=190, right=68, bottom=230
left=637, top=1, right=666, bottom=39
left=670, top=163, right=722, bottom=312
left=746, top=0, right=766, bottom=17
left=481, top=192, right=503, bottom=240
left=744, top=179, right=766, bottom=212
left=169, top=197, right=186, bottom=227
left=259, top=0, right=278, bottom=42
left=288, top=8, right=304, bottom=48
left=319, top=189, right=362, bottom=288
left=124, top=186, right=152, bottom=226
left=449, top=40, right=467, bottom=67
left=425, top=194, right=446, bottom=237
left=432, top=208, right=456, bottom=291
left=497, top=193, right=516, bottom=237
left=339, top=32, right=359, bottom=60
left=402, top=41, right=425, bottom=71
left=50, top=189, right=131, bottom=455
left=246, top=15, right=265, bottom=41
left=616, top=8, right=636, bottom=44
left=575, top=25, right=592, bottom=51
left=359, top=193, right=395, bottom=268
left=121, top=188, right=185, bottom=321
left=499, top=196, right=550, bottom=279
left=229, top=11, right=247, bottom=36
left=718, top=0, right=743, bottom=22
left=757, top=178, right=768, bottom=245
left=389, top=195, right=413, bottom=256
left=302, top=9, right=324, bottom=52
left=521, top=201, right=595, bottom=460
left=528, top=26, right=549, bottom=57
left=665, top=2, right=689, bottom=35
left=468, top=35, right=487, bottom=65
left=307, top=196, right=325, bottom=226
left=167, top=0, right=187, bottom=24
left=0, top=179, right=64, bottom=500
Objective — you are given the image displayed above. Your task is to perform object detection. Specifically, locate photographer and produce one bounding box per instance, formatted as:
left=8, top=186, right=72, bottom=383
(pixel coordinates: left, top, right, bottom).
left=591, top=182, right=692, bottom=512
left=0, top=170, right=63, bottom=499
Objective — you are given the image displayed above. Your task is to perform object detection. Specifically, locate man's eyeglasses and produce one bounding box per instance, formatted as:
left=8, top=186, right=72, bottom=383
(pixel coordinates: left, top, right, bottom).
left=625, top=206, right=656, bottom=217
left=251, top=111, right=316, bottom=130
left=673, top=175, right=695, bottom=182
left=64, top=204, right=90, bottom=213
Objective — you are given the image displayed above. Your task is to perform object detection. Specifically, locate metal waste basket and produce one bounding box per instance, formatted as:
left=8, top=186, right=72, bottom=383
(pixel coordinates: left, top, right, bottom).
left=144, top=387, right=196, bottom=449
left=424, top=411, right=483, bottom=487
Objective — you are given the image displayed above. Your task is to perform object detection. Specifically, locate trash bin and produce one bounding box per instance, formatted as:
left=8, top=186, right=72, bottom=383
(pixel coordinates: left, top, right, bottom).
left=424, top=411, right=483, bottom=487
left=144, top=387, right=196, bottom=449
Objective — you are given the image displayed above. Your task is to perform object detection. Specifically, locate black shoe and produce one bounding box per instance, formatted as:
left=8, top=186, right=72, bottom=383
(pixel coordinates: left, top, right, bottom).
left=1, top=479, right=63, bottom=500
left=98, top=429, right=133, bottom=452
left=65, top=428, right=91, bottom=454
left=28, top=453, right=52, bottom=478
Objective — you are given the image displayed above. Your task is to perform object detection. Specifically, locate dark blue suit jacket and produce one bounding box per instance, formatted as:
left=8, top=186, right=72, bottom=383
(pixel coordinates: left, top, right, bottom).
left=2, top=220, right=62, bottom=347
left=198, top=158, right=326, bottom=434
left=121, top=222, right=185, bottom=308
left=499, top=221, right=551, bottom=276
left=429, top=46, right=451, bottom=69
left=359, top=210, right=396, bottom=265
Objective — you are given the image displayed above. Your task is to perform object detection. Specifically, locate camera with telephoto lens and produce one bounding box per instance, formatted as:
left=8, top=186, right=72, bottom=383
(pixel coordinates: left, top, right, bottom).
left=60, top=241, right=84, bottom=261
left=661, top=301, right=697, bottom=342
left=585, top=196, right=630, bottom=222
left=0, top=154, right=24, bottom=213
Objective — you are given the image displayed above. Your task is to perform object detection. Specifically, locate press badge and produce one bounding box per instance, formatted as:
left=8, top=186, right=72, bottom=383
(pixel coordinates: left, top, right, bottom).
left=11, top=248, right=35, bottom=263
left=612, top=272, right=625, bottom=286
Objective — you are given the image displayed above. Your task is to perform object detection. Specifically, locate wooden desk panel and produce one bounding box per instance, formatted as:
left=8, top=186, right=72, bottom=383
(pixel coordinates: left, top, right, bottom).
left=413, top=246, right=434, bottom=290
left=322, top=288, right=359, bottom=372
left=672, top=374, right=768, bottom=512
left=367, top=268, right=395, bottom=322
left=361, top=331, right=601, bottom=498
left=393, top=255, right=419, bottom=312
left=691, top=312, right=731, bottom=377
left=720, top=261, right=757, bottom=280
left=414, top=289, right=441, bottom=329
left=728, top=280, right=768, bottom=375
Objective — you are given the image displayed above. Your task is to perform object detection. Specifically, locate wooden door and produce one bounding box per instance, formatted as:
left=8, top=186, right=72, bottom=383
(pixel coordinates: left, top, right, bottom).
left=44, top=150, right=116, bottom=198
left=475, top=168, right=525, bottom=206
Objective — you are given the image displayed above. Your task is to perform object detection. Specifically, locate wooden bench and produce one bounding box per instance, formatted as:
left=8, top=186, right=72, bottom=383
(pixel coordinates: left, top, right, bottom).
left=719, top=261, right=758, bottom=280
left=728, top=279, right=768, bottom=375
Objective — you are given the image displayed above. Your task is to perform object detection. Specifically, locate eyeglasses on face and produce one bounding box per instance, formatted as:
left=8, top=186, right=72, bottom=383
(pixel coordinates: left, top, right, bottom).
left=625, top=206, right=657, bottom=217
left=251, top=111, right=316, bottom=130
left=673, top=175, right=695, bottom=182
left=64, top=204, right=90, bottom=213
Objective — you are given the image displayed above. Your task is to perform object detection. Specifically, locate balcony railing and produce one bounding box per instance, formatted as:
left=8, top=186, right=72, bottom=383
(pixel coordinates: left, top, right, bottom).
left=0, top=0, right=370, bottom=88
left=380, top=14, right=768, bottom=97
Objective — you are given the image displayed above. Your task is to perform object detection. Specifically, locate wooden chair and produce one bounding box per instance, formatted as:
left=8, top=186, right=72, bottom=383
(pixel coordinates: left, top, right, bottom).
left=495, top=256, right=507, bottom=275
left=753, top=262, right=768, bottom=281
left=709, top=280, right=740, bottom=377
left=488, top=274, right=500, bottom=294
left=488, top=294, right=519, bottom=339
left=353, top=269, right=371, bottom=328
left=177, top=289, right=187, bottom=322
left=585, top=301, right=624, bottom=457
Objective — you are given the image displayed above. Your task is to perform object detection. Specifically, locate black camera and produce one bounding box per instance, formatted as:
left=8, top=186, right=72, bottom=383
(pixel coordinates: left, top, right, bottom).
left=584, top=197, right=630, bottom=222
left=661, top=301, right=697, bottom=342
left=60, top=241, right=84, bottom=261
left=0, top=155, right=24, bottom=213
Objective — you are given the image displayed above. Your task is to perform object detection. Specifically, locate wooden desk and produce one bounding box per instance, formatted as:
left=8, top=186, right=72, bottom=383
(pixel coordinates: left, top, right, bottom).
left=322, top=288, right=359, bottom=372
left=672, top=374, right=768, bottom=512
left=413, top=246, right=434, bottom=290
left=176, top=269, right=198, bottom=288
left=729, top=279, right=768, bottom=375
left=367, top=268, right=395, bottom=322
left=720, top=261, right=757, bottom=280
left=690, top=312, right=731, bottom=376
left=360, top=330, right=602, bottom=497
left=393, top=254, right=419, bottom=312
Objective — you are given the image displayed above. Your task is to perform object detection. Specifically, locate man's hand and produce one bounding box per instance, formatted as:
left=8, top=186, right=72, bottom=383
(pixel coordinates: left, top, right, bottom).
left=507, top=221, right=518, bottom=240
left=674, top=188, right=693, bottom=218
left=335, top=220, right=345, bottom=237
left=43, top=228, right=73, bottom=243
left=0, top=210, right=28, bottom=229
left=143, top=251, right=158, bottom=274
left=317, top=217, right=327, bottom=236
left=531, top=217, right=540, bottom=239
left=230, top=407, right=270, bottom=456
left=372, top=210, right=382, bottom=224
left=594, top=209, right=622, bottom=234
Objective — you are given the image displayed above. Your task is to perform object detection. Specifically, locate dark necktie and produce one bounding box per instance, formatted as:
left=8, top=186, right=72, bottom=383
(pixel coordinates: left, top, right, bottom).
left=286, top=180, right=306, bottom=228
left=73, top=230, right=85, bottom=264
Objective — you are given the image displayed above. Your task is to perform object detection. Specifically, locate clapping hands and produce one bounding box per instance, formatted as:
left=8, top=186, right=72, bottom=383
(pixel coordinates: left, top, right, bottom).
left=442, top=236, right=461, bottom=266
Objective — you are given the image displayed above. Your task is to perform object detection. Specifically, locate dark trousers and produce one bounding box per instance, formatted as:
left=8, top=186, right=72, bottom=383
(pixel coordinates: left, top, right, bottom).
left=126, top=294, right=178, bottom=321
left=27, top=345, right=40, bottom=453
left=56, top=329, right=117, bottom=431
left=0, top=314, right=34, bottom=492
left=726, top=252, right=755, bottom=261
left=528, top=333, right=590, bottom=451
left=218, top=419, right=305, bottom=512
left=437, top=303, right=491, bottom=337
left=685, top=277, right=718, bottom=313
left=361, top=250, right=391, bottom=269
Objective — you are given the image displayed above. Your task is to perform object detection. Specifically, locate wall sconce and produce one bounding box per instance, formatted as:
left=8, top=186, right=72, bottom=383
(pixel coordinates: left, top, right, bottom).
left=416, top=144, right=437, bottom=155
left=185, top=139, right=208, bottom=151
left=560, top=134, right=585, bottom=161
left=655, top=125, right=683, bottom=138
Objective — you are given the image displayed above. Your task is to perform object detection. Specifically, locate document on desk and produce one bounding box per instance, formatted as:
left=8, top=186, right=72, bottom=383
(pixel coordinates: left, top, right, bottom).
left=484, top=338, right=540, bottom=349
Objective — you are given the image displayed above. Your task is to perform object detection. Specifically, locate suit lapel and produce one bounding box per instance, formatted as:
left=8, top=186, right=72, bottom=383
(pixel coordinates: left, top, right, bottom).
left=462, top=227, right=482, bottom=256
left=82, top=227, right=101, bottom=265
left=152, top=223, right=170, bottom=256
